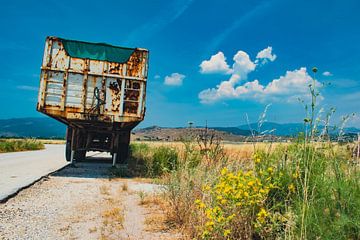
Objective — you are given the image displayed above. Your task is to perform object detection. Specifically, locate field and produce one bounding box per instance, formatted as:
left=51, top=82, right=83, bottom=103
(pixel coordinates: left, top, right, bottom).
left=126, top=137, right=360, bottom=240
left=0, top=139, right=45, bottom=153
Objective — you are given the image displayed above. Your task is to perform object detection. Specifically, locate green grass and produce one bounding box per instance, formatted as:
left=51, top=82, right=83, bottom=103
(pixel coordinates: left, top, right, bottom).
left=153, top=139, right=360, bottom=240
left=109, top=143, right=180, bottom=178
left=124, top=136, right=360, bottom=239
left=0, top=139, right=45, bottom=153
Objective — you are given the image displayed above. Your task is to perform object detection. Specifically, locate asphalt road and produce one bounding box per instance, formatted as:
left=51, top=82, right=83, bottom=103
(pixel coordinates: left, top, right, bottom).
left=0, top=144, right=68, bottom=201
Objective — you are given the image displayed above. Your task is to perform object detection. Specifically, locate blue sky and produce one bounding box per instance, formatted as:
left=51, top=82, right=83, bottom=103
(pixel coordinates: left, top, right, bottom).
left=1, top=0, right=359, bottom=127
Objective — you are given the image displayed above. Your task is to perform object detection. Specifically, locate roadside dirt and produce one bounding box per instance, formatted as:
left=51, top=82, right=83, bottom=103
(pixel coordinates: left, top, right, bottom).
left=0, top=163, right=181, bottom=240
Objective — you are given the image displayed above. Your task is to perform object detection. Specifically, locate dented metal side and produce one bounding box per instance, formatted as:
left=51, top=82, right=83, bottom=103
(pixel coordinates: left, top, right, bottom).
left=37, top=37, right=149, bottom=126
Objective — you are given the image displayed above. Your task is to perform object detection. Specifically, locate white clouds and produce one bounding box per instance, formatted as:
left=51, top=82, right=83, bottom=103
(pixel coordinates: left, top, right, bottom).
left=199, top=48, right=271, bottom=76
left=322, top=71, right=333, bottom=76
left=263, top=67, right=313, bottom=96
left=255, top=46, right=277, bottom=64
left=199, top=47, right=273, bottom=103
left=231, top=50, right=257, bottom=81
left=164, top=73, right=185, bottom=86
left=199, top=67, right=317, bottom=104
left=199, top=52, right=232, bottom=74
left=198, top=47, right=322, bottom=104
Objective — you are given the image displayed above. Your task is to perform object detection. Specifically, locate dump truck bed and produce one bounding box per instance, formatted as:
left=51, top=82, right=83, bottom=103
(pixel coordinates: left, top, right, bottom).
left=37, top=37, right=149, bottom=131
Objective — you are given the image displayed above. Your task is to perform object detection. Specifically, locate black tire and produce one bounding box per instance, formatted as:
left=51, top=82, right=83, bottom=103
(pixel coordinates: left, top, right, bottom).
left=65, top=127, right=86, bottom=162
left=65, top=127, right=72, bottom=162
left=74, top=150, right=86, bottom=161
left=116, top=131, right=131, bottom=164
left=74, top=130, right=87, bottom=161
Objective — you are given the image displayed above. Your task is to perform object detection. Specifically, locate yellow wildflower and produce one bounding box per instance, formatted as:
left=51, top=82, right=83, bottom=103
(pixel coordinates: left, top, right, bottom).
left=224, top=229, right=231, bottom=237
left=227, top=214, right=235, bottom=220
left=203, top=184, right=211, bottom=191
left=221, top=168, right=228, bottom=175
left=247, top=180, right=255, bottom=187
left=257, top=208, right=268, bottom=223
left=205, top=221, right=214, bottom=227
left=288, top=183, right=295, bottom=193
left=217, top=216, right=225, bottom=222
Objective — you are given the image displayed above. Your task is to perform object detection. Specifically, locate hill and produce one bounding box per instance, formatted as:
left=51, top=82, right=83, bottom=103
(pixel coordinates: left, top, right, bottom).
left=132, top=126, right=250, bottom=142
left=0, top=118, right=358, bottom=140
left=237, top=122, right=360, bottom=136
left=0, top=118, right=66, bottom=138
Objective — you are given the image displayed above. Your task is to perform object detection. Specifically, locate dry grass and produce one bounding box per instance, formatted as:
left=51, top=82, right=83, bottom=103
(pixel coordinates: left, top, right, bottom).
left=88, top=227, right=97, bottom=233
left=121, top=183, right=128, bottom=191
left=142, top=194, right=180, bottom=234
left=37, top=139, right=65, bottom=144
left=100, top=185, right=110, bottom=195
left=138, top=191, right=147, bottom=205
left=102, top=207, right=124, bottom=227
left=140, top=194, right=165, bottom=206
left=133, top=140, right=286, bottom=160
left=223, top=142, right=288, bottom=160
left=99, top=186, right=124, bottom=240
left=3, top=138, right=65, bottom=144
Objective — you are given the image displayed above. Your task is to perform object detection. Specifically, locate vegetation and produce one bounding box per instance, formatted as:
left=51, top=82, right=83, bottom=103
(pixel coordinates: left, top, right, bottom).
left=127, top=137, right=360, bottom=239
left=0, top=139, right=45, bottom=153
left=125, top=68, right=360, bottom=239
left=125, top=143, right=179, bottom=177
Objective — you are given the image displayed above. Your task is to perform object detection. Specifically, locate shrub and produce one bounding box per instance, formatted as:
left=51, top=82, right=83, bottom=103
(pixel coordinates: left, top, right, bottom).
left=127, top=143, right=179, bottom=177
left=151, top=146, right=178, bottom=177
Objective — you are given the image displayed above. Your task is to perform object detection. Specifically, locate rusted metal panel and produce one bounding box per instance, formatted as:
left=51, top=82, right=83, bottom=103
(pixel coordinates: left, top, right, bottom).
left=37, top=36, right=149, bottom=125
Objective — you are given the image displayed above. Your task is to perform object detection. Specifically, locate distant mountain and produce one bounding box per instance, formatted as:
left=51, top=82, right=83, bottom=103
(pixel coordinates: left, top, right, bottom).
left=0, top=118, right=358, bottom=139
left=237, top=122, right=305, bottom=136
left=0, top=118, right=66, bottom=138
left=133, top=126, right=249, bottom=142
left=236, top=122, right=360, bottom=136
left=210, top=127, right=254, bottom=136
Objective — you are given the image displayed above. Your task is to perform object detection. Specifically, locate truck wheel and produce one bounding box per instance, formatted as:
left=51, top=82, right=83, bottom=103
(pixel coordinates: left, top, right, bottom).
left=116, top=131, right=131, bottom=164
left=74, top=131, right=86, bottom=161
left=65, top=127, right=72, bottom=162
left=117, top=142, right=130, bottom=163
left=65, top=127, right=86, bottom=162
left=74, top=150, right=86, bottom=161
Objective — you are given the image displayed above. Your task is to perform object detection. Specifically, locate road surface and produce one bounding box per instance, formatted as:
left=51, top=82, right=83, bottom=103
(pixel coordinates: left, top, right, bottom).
left=0, top=144, right=68, bottom=201
left=0, top=155, right=180, bottom=239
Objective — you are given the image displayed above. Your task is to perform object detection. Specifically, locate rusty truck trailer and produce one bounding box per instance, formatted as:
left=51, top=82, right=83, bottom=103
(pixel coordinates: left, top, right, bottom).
left=37, top=36, right=149, bottom=164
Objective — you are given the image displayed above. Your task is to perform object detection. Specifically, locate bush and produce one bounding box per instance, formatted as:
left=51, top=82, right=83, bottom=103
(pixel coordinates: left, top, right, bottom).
left=127, top=143, right=179, bottom=177
left=151, top=146, right=178, bottom=177
left=159, top=140, right=360, bottom=239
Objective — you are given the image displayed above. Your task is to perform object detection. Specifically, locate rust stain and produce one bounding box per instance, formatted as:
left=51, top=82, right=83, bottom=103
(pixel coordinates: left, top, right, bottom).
left=126, top=51, right=143, bottom=77
left=108, top=80, right=121, bottom=112
left=123, top=102, right=138, bottom=114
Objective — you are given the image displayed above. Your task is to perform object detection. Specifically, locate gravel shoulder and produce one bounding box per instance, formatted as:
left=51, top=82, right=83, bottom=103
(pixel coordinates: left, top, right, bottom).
left=0, top=162, right=181, bottom=240
left=0, top=144, right=68, bottom=201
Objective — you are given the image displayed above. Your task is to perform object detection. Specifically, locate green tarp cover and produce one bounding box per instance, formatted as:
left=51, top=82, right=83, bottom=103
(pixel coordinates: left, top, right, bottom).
left=60, top=38, right=135, bottom=63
